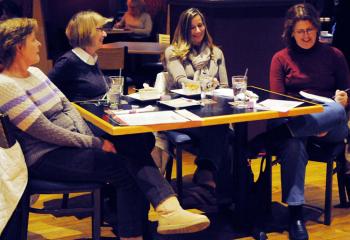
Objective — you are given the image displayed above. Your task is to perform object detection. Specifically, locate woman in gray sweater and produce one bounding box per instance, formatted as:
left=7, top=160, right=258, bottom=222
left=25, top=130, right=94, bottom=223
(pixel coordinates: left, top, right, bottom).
left=164, top=8, right=230, bottom=192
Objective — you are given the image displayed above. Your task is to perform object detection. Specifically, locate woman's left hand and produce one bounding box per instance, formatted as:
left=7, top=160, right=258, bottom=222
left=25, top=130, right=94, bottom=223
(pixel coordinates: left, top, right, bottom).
left=334, top=90, right=348, bottom=107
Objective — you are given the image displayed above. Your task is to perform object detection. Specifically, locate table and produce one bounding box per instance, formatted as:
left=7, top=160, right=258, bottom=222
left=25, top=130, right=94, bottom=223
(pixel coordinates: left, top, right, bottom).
left=105, top=28, right=132, bottom=35
left=101, top=41, right=169, bottom=55
left=73, top=86, right=323, bottom=225
left=73, top=86, right=323, bottom=136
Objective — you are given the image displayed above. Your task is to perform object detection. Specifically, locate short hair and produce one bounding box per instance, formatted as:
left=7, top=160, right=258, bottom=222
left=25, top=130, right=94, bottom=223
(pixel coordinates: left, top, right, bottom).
left=171, top=8, right=214, bottom=60
left=0, top=17, right=37, bottom=71
left=282, top=3, right=320, bottom=47
left=65, top=11, right=112, bottom=48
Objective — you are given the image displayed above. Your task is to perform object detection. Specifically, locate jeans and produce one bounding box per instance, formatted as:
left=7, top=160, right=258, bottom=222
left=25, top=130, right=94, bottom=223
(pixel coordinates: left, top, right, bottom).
left=272, top=102, right=348, bottom=205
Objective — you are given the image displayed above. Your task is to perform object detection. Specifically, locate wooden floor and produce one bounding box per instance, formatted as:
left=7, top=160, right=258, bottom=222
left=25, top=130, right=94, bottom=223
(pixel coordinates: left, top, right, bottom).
left=28, top=151, right=350, bottom=240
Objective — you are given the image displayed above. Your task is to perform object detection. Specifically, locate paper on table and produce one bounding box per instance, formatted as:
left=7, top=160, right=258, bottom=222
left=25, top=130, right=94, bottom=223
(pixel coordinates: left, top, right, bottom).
left=256, top=99, right=303, bottom=112
left=175, top=109, right=202, bottom=121
left=112, top=110, right=190, bottom=125
left=206, top=88, right=234, bottom=98
left=299, top=91, right=334, bottom=103
left=106, top=105, right=156, bottom=115
left=158, top=97, right=201, bottom=108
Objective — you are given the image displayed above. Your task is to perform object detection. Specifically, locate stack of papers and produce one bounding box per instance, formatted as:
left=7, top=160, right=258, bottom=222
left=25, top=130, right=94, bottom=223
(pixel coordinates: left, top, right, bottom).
left=256, top=99, right=303, bottom=112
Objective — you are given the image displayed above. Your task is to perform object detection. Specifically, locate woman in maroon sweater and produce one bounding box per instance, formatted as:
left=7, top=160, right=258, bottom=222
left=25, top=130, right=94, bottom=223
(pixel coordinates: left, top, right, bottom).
left=251, top=3, right=350, bottom=240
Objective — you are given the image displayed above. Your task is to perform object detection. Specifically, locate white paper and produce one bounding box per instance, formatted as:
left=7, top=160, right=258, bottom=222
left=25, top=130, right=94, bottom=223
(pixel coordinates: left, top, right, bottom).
left=112, top=111, right=189, bottom=125
left=299, top=91, right=334, bottom=103
left=158, top=97, right=201, bottom=108
left=206, top=88, right=234, bottom=98
left=106, top=105, right=156, bottom=115
left=257, top=99, right=303, bottom=112
left=175, top=109, right=202, bottom=121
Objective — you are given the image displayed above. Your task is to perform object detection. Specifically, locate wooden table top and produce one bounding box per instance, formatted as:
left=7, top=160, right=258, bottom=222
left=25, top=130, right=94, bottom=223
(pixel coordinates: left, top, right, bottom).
left=73, top=86, right=323, bottom=136
left=101, top=41, right=169, bottom=55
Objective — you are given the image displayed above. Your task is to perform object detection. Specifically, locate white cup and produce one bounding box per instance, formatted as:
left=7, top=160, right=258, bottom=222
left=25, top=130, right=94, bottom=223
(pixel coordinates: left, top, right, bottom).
left=107, top=76, right=124, bottom=109
left=232, top=75, right=248, bottom=107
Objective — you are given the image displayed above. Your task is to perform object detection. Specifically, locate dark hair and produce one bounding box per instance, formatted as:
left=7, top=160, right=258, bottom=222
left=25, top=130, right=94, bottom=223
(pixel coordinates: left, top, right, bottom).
left=282, top=3, right=320, bottom=47
left=0, top=18, right=37, bottom=71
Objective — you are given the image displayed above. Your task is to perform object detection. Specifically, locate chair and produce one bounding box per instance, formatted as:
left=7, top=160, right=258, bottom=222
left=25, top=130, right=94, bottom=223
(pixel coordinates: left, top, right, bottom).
left=0, top=114, right=103, bottom=240
left=262, top=139, right=350, bottom=225
left=97, top=46, right=129, bottom=94
left=20, top=179, right=103, bottom=240
left=140, top=34, right=170, bottom=86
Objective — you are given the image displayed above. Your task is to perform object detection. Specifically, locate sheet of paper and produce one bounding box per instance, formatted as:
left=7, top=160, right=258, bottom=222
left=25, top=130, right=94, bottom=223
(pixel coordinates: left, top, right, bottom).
left=175, top=109, right=202, bottom=121
left=206, top=88, right=234, bottom=98
left=106, top=105, right=155, bottom=115
left=158, top=97, right=201, bottom=108
left=299, top=91, right=334, bottom=103
left=112, top=110, right=189, bottom=125
left=256, top=99, right=304, bottom=112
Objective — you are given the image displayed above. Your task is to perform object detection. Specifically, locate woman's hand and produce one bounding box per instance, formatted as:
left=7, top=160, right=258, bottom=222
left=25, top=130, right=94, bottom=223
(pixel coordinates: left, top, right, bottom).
left=334, top=90, right=348, bottom=107
left=102, top=139, right=117, bottom=153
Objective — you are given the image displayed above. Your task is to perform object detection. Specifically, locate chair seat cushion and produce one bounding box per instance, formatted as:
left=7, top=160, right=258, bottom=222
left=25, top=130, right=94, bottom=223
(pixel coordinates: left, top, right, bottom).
left=163, top=131, right=192, bottom=144
left=29, top=179, right=102, bottom=194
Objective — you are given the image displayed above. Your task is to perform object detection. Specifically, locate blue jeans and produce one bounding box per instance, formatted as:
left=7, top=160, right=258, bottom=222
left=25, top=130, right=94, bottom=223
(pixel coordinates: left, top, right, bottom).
left=272, top=102, right=348, bottom=205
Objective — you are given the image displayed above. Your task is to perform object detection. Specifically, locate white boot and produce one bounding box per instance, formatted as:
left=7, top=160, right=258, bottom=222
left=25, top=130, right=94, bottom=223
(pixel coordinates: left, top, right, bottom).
left=156, top=196, right=210, bottom=234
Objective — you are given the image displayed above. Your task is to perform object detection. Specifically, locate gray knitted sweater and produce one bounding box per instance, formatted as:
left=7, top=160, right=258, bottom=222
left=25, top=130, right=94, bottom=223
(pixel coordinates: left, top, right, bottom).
left=0, top=67, right=103, bottom=166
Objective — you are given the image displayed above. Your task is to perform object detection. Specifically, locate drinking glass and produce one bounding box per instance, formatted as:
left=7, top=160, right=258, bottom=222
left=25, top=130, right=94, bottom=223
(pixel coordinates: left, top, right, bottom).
left=199, top=74, right=217, bottom=100
left=107, top=76, right=124, bottom=109
left=232, top=75, right=248, bottom=108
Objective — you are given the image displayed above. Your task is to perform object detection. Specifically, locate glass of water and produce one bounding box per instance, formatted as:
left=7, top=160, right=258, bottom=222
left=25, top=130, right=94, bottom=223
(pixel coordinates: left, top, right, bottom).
left=107, top=76, right=124, bottom=109
left=232, top=75, right=248, bottom=108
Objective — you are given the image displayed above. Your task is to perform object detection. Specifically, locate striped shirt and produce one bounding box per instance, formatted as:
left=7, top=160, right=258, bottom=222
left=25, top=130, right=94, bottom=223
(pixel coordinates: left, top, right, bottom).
left=0, top=67, right=103, bottom=166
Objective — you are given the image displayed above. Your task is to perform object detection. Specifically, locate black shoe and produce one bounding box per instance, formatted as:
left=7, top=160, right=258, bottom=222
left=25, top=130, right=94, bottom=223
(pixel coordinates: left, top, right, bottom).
left=288, top=219, right=309, bottom=240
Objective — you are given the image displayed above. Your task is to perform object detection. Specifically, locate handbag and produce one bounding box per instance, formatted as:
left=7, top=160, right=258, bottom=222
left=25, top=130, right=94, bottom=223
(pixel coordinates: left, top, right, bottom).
left=0, top=113, right=15, bottom=148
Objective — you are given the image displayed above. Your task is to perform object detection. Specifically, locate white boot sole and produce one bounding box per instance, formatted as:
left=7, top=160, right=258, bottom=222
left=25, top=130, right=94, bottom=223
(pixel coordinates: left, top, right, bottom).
left=157, top=218, right=210, bottom=234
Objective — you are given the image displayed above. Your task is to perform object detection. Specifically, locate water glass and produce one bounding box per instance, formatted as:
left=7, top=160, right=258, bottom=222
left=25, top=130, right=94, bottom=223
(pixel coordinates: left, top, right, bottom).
left=107, top=76, right=124, bottom=109
left=200, top=75, right=216, bottom=99
left=232, top=75, right=248, bottom=107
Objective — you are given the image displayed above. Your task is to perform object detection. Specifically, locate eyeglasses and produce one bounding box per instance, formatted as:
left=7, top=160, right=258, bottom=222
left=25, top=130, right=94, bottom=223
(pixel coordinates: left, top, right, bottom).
left=294, top=28, right=316, bottom=36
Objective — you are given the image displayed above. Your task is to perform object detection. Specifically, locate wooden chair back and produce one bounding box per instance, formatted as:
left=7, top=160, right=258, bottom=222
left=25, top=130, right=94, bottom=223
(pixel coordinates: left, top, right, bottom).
left=97, top=46, right=127, bottom=71
left=158, top=34, right=170, bottom=45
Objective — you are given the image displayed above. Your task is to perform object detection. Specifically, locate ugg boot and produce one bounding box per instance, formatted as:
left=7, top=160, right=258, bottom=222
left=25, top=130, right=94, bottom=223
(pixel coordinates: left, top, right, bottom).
left=156, top=196, right=210, bottom=234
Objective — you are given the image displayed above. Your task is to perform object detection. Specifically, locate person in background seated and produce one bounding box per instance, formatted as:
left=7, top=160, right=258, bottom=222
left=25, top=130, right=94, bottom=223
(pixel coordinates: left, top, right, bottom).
left=164, top=8, right=230, bottom=194
left=249, top=3, right=350, bottom=240
left=114, top=0, right=152, bottom=39
left=0, top=17, right=210, bottom=240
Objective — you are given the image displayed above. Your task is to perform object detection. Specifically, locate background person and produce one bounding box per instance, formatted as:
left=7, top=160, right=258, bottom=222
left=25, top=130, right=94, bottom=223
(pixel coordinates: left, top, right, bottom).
left=249, top=3, right=350, bottom=240
left=48, top=10, right=210, bottom=237
left=164, top=8, right=230, bottom=194
left=114, top=0, right=152, bottom=39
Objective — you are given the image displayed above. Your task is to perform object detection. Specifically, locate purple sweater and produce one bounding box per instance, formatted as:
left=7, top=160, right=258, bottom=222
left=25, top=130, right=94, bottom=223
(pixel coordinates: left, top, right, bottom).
left=270, top=42, right=350, bottom=99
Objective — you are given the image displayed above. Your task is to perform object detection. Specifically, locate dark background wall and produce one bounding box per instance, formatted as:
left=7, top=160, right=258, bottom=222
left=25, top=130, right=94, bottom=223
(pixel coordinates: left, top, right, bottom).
left=168, top=0, right=302, bottom=89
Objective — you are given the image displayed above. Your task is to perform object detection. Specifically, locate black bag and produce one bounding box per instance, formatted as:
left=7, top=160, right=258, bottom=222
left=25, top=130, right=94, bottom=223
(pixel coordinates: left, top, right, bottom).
left=0, top=113, right=15, bottom=148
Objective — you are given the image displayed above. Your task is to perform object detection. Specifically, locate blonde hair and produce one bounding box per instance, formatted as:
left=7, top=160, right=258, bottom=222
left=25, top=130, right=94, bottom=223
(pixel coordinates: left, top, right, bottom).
left=0, top=18, right=38, bottom=71
left=65, top=11, right=112, bottom=48
left=171, top=8, right=214, bottom=61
